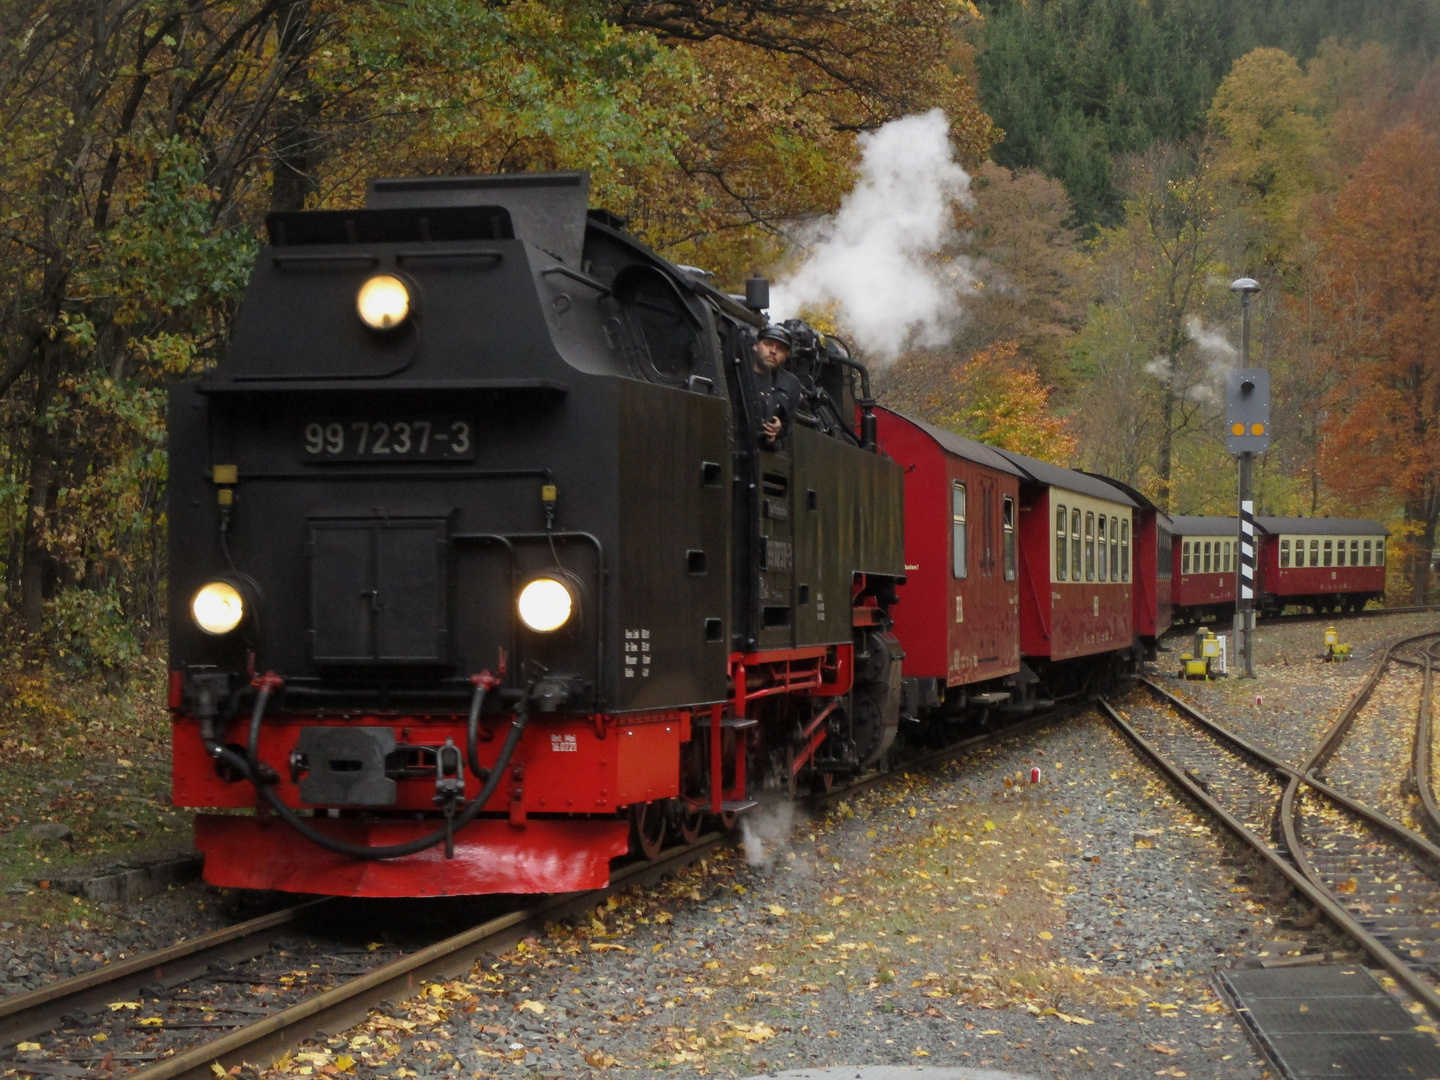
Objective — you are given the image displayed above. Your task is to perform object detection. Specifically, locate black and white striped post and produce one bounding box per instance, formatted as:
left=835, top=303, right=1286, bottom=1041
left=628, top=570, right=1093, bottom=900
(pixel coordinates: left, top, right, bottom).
left=1227, top=277, right=1267, bottom=679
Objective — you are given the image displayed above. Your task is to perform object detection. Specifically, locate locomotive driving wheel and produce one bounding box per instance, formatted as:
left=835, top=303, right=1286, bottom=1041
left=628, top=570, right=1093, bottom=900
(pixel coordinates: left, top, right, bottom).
left=630, top=801, right=667, bottom=860
left=676, top=801, right=705, bottom=845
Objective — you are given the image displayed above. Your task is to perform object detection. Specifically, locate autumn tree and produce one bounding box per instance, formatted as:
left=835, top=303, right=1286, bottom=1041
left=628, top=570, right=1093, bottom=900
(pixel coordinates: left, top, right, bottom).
left=1316, top=123, right=1440, bottom=603
left=929, top=341, right=1076, bottom=463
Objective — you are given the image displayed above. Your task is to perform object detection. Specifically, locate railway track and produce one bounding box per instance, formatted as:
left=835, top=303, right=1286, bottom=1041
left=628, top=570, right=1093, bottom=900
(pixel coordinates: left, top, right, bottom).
left=1102, top=629, right=1440, bottom=1020
left=1165, top=602, right=1440, bottom=635
left=0, top=697, right=1090, bottom=1080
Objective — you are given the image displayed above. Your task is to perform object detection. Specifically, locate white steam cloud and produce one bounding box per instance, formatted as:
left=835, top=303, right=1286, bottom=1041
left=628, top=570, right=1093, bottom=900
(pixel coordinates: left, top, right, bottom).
left=739, top=800, right=798, bottom=867
left=769, top=109, right=975, bottom=363
left=1144, top=318, right=1239, bottom=403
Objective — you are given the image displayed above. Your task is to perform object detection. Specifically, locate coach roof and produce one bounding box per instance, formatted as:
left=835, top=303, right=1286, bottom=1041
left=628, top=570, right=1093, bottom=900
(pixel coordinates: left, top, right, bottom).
left=1170, top=516, right=1239, bottom=536
left=899, top=414, right=1027, bottom=477
left=1257, top=516, right=1389, bottom=536
left=992, top=448, right=1137, bottom=506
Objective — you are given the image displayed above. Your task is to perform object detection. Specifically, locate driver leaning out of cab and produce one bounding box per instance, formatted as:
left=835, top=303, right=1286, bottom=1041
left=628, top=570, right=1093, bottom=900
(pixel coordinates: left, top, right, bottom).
left=752, top=324, right=802, bottom=450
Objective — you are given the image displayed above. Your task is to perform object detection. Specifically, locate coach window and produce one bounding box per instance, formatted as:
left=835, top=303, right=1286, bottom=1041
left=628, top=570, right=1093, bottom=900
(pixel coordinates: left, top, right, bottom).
left=1120, top=520, right=1130, bottom=581
left=1377, top=540, right=1386, bottom=566
left=1350, top=539, right=1360, bottom=564
left=1295, top=539, right=1305, bottom=567
left=1097, top=516, right=1108, bottom=582
left=1071, top=509, right=1082, bottom=578
left=1202, top=541, right=1211, bottom=574
left=952, top=482, right=967, bottom=579
left=1336, top=541, right=1346, bottom=567
left=1055, top=505, right=1068, bottom=581
left=1322, top=539, right=1333, bottom=567
left=1003, top=497, right=1016, bottom=581
left=1363, top=539, right=1372, bottom=565
left=1226, top=541, right=1233, bottom=573
left=1309, top=538, right=1319, bottom=566
left=1280, top=539, right=1291, bottom=567
left=1080, top=512, right=1092, bottom=581
left=1182, top=541, right=1191, bottom=575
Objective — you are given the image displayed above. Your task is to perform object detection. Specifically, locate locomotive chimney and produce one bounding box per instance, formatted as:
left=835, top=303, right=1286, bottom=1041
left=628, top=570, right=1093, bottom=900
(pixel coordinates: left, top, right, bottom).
left=744, top=275, right=770, bottom=313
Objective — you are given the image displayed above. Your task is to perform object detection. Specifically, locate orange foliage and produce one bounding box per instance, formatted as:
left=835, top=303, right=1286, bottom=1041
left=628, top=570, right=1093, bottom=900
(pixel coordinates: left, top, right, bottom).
left=929, top=341, right=1075, bottom=464
left=1316, top=123, right=1440, bottom=599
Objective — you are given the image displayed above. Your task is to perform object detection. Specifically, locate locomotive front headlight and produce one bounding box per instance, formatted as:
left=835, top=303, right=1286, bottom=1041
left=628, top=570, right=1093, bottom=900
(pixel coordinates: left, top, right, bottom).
left=192, top=580, right=245, bottom=636
left=356, top=274, right=411, bottom=331
left=518, top=576, right=574, bottom=633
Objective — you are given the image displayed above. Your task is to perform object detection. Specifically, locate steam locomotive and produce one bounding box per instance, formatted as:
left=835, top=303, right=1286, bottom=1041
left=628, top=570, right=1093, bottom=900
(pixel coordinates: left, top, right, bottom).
left=168, top=172, right=1385, bottom=898
left=169, top=172, right=905, bottom=896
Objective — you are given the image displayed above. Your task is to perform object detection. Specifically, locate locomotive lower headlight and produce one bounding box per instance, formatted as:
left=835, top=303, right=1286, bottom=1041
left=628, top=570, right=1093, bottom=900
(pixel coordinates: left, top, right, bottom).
left=356, top=274, right=411, bottom=331
left=518, top=577, right=574, bottom=633
left=192, top=581, right=245, bottom=636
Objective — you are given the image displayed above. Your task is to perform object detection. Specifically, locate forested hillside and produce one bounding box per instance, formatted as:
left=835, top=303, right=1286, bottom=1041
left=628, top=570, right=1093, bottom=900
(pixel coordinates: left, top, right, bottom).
left=879, top=0, right=1440, bottom=605
left=0, top=0, right=1434, bottom=671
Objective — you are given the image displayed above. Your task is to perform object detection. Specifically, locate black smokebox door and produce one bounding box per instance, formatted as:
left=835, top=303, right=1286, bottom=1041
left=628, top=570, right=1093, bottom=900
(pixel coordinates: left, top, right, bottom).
left=309, top=517, right=450, bottom=664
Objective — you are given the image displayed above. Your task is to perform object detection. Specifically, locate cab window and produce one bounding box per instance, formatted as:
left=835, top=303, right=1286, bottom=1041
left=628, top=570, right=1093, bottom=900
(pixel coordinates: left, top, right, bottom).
left=1097, top=516, right=1108, bottom=582
left=952, top=482, right=967, bottom=579
left=1055, top=504, right=1068, bottom=581
left=1280, top=539, right=1290, bottom=567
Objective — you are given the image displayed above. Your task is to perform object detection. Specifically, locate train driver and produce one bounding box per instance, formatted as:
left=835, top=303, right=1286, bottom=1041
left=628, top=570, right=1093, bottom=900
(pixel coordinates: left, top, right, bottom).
left=752, top=324, right=802, bottom=450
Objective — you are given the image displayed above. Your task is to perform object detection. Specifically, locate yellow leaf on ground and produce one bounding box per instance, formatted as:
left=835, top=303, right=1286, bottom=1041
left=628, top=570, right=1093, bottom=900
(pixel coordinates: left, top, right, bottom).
left=518, top=1000, right=545, bottom=1015
left=980, top=1029, right=1002, bottom=1036
left=1146, top=1042, right=1178, bottom=1055
left=138, top=1017, right=164, bottom=1027
left=1038, top=931, right=1053, bottom=941
left=703, top=960, right=720, bottom=969
left=332, top=1054, right=356, bottom=1072
left=912, top=1048, right=929, bottom=1057
left=589, top=943, right=627, bottom=952
left=16, top=1043, right=41, bottom=1052
left=108, top=1002, right=140, bottom=1011
left=210, top=1064, right=227, bottom=1078
left=1337, top=877, right=1357, bottom=894
left=813, top=932, right=835, bottom=943
left=983, top=820, right=996, bottom=832
left=748, top=964, right=776, bottom=976
left=829, top=896, right=845, bottom=906
left=767, top=904, right=787, bottom=917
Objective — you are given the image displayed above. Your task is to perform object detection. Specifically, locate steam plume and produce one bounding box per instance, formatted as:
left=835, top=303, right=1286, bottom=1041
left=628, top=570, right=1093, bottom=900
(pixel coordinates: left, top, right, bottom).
left=769, top=109, right=974, bottom=363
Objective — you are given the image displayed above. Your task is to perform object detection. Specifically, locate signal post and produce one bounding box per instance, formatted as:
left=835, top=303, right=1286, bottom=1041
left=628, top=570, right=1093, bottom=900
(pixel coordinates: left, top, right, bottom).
left=1227, top=278, right=1268, bottom=678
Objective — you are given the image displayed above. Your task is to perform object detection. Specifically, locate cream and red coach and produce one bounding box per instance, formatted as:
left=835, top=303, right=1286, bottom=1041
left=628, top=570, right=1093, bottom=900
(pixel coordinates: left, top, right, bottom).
left=1256, top=516, right=1387, bottom=613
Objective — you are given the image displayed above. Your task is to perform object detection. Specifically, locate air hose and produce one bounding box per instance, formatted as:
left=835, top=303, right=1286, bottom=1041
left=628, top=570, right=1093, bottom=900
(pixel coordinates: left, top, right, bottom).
left=203, top=676, right=527, bottom=861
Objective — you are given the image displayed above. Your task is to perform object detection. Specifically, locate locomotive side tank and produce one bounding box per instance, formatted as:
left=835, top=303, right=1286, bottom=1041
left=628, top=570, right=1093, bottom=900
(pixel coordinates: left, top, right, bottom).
left=168, top=173, right=904, bottom=897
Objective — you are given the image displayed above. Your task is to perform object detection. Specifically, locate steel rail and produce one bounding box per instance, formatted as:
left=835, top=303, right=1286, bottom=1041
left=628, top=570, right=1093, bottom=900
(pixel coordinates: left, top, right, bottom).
left=0, top=902, right=332, bottom=1048
left=1099, top=695, right=1440, bottom=1021
left=122, top=832, right=729, bottom=1080
left=1164, top=603, right=1440, bottom=639
left=1415, top=650, right=1440, bottom=840
left=4, top=689, right=1101, bottom=1080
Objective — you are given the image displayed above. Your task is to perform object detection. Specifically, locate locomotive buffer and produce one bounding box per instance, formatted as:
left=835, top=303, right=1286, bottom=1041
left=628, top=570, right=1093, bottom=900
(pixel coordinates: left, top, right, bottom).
left=1227, top=277, right=1269, bottom=679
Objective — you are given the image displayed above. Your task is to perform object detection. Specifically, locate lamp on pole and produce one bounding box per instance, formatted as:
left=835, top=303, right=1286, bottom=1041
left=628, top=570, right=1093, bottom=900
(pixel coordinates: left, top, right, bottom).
left=1228, top=277, right=1264, bottom=678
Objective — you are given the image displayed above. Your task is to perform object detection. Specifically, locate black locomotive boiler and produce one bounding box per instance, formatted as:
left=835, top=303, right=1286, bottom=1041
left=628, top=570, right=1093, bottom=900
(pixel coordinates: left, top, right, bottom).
left=169, top=172, right=905, bottom=896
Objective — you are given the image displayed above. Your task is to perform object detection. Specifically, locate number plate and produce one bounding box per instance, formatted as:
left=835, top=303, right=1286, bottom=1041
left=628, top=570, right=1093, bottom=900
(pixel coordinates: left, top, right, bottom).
left=301, top=419, right=475, bottom=462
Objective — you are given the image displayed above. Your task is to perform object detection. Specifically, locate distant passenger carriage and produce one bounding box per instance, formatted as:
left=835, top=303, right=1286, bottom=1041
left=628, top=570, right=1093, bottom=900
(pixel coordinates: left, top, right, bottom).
left=1087, top=475, right=1173, bottom=654
left=991, top=448, right=1137, bottom=688
left=1256, top=516, right=1387, bottom=613
left=1170, top=516, right=1243, bottom=625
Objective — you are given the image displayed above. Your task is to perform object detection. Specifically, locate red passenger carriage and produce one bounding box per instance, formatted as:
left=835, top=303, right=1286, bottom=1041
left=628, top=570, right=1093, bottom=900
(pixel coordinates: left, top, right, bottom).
left=1256, top=516, right=1387, bottom=613
left=1087, top=476, right=1172, bottom=654
left=992, top=450, right=1137, bottom=687
left=875, top=409, right=1023, bottom=711
left=1170, top=516, right=1243, bottom=624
